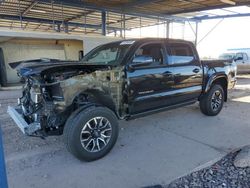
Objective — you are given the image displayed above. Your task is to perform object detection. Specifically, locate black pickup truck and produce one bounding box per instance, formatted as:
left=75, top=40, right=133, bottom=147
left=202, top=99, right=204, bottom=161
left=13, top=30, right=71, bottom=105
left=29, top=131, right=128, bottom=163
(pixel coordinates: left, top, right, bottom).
left=8, top=38, right=237, bottom=161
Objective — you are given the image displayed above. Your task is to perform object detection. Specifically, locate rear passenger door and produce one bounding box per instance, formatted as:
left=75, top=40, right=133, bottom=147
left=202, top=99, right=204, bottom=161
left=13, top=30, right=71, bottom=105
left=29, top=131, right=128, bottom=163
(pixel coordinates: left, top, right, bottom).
left=235, top=53, right=245, bottom=73
left=235, top=52, right=250, bottom=73
left=243, top=53, right=250, bottom=72
left=126, top=42, right=175, bottom=114
left=165, top=42, right=203, bottom=104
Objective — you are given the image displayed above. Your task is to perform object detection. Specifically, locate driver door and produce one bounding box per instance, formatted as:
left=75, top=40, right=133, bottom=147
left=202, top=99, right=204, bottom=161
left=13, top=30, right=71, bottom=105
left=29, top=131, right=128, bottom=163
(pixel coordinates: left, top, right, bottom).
left=126, top=42, right=175, bottom=114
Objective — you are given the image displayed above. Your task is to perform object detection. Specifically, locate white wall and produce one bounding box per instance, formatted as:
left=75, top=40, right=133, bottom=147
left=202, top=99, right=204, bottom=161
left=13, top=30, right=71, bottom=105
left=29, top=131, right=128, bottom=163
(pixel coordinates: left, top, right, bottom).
left=0, top=38, right=83, bottom=83
left=83, top=36, right=121, bottom=55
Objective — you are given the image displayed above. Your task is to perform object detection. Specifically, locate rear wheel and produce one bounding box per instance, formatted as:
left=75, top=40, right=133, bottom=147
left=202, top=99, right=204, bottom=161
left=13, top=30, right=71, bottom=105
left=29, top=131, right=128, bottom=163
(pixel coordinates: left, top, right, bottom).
left=64, top=106, right=119, bottom=161
left=200, top=84, right=224, bottom=116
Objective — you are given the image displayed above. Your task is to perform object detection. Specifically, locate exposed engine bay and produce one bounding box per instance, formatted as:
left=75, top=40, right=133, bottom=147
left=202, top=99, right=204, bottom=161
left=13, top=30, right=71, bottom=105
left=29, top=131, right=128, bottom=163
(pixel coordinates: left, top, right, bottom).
left=12, top=63, right=125, bottom=137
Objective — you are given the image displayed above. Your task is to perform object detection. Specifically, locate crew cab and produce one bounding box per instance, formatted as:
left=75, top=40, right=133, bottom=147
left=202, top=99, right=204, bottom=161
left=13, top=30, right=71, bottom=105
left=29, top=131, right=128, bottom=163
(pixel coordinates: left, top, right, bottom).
left=8, top=38, right=237, bottom=161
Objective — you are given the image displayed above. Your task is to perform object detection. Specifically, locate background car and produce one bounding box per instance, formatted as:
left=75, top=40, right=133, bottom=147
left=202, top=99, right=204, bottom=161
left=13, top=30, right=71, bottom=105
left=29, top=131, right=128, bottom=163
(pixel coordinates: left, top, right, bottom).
left=219, top=49, right=250, bottom=74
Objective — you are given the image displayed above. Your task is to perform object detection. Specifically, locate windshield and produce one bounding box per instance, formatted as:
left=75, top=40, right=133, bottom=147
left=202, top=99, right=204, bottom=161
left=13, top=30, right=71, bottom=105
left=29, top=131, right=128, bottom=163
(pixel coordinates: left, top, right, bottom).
left=82, top=41, right=133, bottom=65
left=219, top=53, right=236, bottom=60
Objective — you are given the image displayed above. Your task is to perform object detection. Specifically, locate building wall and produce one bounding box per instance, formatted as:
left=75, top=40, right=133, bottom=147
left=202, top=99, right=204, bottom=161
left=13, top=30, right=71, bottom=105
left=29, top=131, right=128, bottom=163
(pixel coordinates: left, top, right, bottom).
left=58, top=40, right=84, bottom=60
left=83, top=36, right=120, bottom=54
left=0, top=38, right=83, bottom=84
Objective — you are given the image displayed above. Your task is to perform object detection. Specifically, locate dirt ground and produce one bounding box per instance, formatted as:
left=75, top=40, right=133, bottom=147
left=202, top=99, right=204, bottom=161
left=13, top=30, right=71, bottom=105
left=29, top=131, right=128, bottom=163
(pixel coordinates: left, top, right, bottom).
left=1, top=75, right=250, bottom=188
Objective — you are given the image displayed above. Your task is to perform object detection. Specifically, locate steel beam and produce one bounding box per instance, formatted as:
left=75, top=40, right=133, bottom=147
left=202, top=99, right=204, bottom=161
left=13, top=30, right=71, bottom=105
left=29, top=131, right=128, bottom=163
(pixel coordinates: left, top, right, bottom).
left=195, top=13, right=250, bottom=20
left=22, top=1, right=38, bottom=16
left=195, top=22, right=198, bottom=47
left=123, top=14, right=126, bottom=39
left=65, top=10, right=95, bottom=22
left=101, top=11, right=106, bottom=36
left=64, top=22, right=68, bottom=33
left=123, top=0, right=164, bottom=8
left=198, top=19, right=224, bottom=45
left=0, top=15, right=123, bottom=31
left=166, top=21, right=170, bottom=38
left=167, top=1, right=250, bottom=15
left=0, top=125, right=8, bottom=188
left=57, top=24, right=61, bottom=32
left=38, top=0, right=198, bottom=22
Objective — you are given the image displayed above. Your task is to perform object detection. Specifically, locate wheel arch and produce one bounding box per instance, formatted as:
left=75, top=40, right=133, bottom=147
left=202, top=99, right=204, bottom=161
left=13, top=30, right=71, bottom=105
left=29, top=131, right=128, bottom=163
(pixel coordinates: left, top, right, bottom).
left=204, top=74, right=228, bottom=101
left=72, top=89, right=118, bottom=117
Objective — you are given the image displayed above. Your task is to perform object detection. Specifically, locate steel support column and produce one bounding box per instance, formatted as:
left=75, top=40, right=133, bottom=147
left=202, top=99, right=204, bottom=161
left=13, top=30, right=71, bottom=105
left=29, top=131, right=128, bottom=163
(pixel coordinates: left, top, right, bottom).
left=0, top=125, right=8, bottom=188
left=101, top=11, right=106, bottom=36
left=57, top=24, right=61, bottom=32
left=198, top=19, right=224, bottom=45
left=195, top=21, right=198, bottom=47
left=64, top=21, right=68, bottom=33
left=166, top=21, right=170, bottom=38
left=123, top=14, right=126, bottom=39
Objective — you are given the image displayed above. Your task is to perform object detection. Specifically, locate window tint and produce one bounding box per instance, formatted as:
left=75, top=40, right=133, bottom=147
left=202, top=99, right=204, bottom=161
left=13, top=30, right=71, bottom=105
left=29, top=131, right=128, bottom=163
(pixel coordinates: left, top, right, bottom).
left=167, top=43, right=194, bottom=65
left=133, top=43, right=164, bottom=66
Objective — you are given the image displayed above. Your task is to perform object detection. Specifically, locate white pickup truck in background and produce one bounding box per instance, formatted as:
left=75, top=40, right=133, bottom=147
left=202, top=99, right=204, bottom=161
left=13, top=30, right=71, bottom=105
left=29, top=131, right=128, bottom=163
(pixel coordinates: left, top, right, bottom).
left=219, top=48, right=250, bottom=74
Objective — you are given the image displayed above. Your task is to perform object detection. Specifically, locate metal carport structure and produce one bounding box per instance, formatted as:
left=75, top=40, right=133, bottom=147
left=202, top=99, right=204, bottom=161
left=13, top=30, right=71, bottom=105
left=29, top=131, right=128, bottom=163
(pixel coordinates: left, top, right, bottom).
left=0, top=0, right=250, bottom=40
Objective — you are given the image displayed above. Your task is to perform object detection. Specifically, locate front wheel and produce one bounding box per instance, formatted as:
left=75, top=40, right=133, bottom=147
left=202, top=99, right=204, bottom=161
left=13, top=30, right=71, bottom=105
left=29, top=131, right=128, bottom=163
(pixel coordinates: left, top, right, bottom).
left=200, top=84, right=224, bottom=116
left=64, top=106, right=119, bottom=161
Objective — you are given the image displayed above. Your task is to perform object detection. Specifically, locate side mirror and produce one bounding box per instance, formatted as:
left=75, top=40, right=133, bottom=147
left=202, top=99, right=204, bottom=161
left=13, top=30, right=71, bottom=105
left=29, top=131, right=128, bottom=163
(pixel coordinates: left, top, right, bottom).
left=130, top=56, right=153, bottom=68
left=234, top=56, right=243, bottom=61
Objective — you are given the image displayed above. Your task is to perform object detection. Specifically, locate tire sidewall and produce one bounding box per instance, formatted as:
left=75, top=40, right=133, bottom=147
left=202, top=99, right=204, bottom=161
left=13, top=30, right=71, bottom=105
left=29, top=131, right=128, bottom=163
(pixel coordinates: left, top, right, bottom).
left=68, top=107, right=119, bottom=161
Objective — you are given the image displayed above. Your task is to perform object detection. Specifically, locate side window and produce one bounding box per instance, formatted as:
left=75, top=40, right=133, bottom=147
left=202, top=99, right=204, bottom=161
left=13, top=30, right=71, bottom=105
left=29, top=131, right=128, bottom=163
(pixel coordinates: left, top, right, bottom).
left=132, top=43, right=164, bottom=66
left=167, top=43, right=194, bottom=65
left=235, top=53, right=243, bottom=60
left=243, top=53, right=248, bottom=61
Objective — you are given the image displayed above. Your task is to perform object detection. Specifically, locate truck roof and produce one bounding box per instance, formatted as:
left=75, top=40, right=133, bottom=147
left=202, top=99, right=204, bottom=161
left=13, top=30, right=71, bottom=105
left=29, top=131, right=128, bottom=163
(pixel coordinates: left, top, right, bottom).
left=105, top=38, right=194, bottom=46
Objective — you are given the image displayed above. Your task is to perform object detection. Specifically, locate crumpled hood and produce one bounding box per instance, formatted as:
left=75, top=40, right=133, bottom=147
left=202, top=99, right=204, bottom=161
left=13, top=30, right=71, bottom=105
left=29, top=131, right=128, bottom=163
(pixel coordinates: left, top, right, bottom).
left=9, top=58, right=107, bottom=77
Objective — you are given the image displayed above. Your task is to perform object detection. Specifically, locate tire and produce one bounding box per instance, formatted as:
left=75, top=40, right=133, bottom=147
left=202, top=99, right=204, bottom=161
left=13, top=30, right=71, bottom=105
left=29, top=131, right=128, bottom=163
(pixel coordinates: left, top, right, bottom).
left=200, top=84, right=224, bottom=116
left=64, top=106, right=119, bottom=161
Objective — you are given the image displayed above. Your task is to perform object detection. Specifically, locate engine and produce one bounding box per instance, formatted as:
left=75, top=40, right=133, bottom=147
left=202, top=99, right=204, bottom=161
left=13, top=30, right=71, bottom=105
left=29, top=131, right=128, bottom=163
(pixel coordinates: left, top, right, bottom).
left=19, top=73, right=74, bottom=136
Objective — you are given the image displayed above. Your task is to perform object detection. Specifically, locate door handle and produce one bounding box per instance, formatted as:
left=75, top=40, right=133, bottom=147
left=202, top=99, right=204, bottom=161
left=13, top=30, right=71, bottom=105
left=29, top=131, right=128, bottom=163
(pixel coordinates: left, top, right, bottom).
left=193, top=68, right=200, bottom=73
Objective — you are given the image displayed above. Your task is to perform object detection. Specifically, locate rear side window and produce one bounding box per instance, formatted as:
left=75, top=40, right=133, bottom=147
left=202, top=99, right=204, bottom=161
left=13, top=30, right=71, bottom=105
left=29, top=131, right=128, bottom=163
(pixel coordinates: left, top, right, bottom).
left=167, top=43, right=194, bottom=65
left=243, top=53, right=248, bottom=61
left=235, top=53, right=243, bottom=60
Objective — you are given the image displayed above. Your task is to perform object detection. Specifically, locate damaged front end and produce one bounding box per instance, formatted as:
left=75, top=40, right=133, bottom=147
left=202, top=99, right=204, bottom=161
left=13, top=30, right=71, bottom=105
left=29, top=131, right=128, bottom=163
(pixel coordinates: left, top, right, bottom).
left=8, top=61, right=126, bottom=137
left=8, top=80, right=47, bottom=136
left=8, top=68, right=75, bottom=137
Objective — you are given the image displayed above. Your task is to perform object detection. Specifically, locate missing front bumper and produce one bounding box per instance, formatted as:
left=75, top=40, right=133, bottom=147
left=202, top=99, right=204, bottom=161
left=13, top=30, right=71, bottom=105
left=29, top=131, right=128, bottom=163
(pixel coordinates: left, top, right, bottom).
left=7, top=106, right=40, bottom=135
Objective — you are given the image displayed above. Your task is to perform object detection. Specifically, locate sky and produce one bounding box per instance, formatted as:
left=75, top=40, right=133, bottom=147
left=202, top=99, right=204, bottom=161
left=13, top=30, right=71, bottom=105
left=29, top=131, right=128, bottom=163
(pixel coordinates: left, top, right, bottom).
left=124, top=7, right=250, bottom=59
left=197, top=17, right=250, bottom=58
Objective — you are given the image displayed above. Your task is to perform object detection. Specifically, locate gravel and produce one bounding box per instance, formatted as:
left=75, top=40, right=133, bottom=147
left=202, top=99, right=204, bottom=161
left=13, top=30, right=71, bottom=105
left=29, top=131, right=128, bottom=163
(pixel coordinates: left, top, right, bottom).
left=234, top=145, right=250, bottom=168
left=166, top=148, right=250, bottom=188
